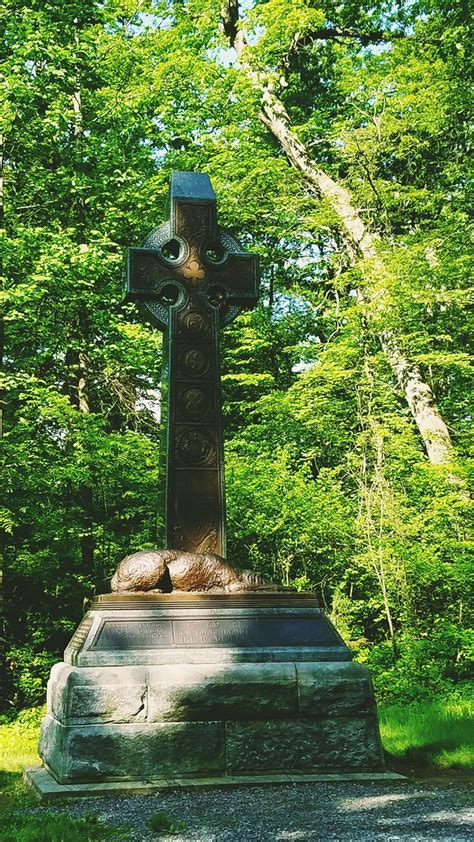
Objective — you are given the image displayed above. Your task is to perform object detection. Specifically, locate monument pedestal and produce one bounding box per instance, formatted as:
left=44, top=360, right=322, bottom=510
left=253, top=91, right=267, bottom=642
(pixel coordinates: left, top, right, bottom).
left=31, top=593, right=387, bottom=795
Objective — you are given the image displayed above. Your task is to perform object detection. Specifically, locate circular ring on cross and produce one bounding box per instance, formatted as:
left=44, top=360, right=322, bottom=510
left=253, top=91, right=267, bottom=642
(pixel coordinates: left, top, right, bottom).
left=158, top=236, right=188, bottom=266
left=201, top=239, right=229, bottom=268
left=156, top=279, right=187, bottom=308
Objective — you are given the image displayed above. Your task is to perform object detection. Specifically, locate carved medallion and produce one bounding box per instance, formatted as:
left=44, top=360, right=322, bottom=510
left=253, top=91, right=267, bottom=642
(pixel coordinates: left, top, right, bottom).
left=176, top=429, right=216, bottom=466
left=178, top=387, right=211, bottom=421
left=178, top=310, right=211, bottom=337
left=179, top=348, right=210, bottom=378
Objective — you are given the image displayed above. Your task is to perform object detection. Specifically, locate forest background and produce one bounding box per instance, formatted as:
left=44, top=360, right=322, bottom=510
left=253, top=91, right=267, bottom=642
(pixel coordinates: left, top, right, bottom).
left=0, top=0, right=472, bottom=715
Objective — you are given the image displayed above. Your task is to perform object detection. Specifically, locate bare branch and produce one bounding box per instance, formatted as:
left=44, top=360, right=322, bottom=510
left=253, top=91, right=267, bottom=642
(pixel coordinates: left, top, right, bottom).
left=298, top=27, right=407, bottom=46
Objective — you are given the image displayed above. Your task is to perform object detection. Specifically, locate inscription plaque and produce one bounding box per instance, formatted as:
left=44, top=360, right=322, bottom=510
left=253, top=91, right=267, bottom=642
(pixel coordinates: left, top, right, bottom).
left=64, top=596, right=353, bottom=666
left=93, top=620, right=173, bottom=650
left=90, top=614, right=339, bottom=651
left=173, top=618, right=256, bottom=647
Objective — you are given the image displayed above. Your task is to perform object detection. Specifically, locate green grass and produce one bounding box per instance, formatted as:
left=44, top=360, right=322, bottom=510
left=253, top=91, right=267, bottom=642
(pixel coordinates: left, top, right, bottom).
left=146, top=811, right=187, bottom=834
left=0, top=710, right=41, bottom=807
left=0, top=709, right=130, bottom=838
left=0, top=812, right=128, bottom=842
left=0, top=694, right=471, bottom=828
left=379, top=695, right=474, bottom=772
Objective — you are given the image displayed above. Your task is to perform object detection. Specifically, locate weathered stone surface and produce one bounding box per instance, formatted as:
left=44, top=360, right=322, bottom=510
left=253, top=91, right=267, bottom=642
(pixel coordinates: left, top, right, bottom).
left=67, top=685, right=147, bottom=724
left=73, top=644, right=350, bottom=668
left=147, top=663, right=297, bottom=722
left=39, top=713, right=66, bottom=776
left=296, top=662, right=375, bottom=718
left=146, top=721, right=225, bottom=778
left=39, top=601, right=384, bottom=783
left=40, top=715, right=226, bottom=783
left=48, top=664, right=148, bottom=724
left=226, top=717, right=384, bottom=773
left=24, top=766, right=405, bottom=802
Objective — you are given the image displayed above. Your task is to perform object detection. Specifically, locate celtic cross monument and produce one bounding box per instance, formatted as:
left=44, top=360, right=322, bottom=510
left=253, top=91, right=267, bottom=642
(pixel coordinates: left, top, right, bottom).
left=30, top=172, right=386, bottom=797
left=126, top=171, right=259, bottom=556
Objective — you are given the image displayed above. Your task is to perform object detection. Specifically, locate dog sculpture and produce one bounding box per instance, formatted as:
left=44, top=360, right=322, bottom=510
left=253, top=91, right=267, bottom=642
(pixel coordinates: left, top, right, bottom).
left=110, top=548, right=284, bottom=594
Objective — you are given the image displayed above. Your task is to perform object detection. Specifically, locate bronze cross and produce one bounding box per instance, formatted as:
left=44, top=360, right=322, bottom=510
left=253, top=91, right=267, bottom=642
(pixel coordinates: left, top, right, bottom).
left=126, top=172, right=259, bottom=556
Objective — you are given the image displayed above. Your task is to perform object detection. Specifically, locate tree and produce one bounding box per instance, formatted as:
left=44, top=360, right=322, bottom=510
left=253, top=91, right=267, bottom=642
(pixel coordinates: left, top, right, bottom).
left=219, top=0, right=470, bottom=472
left=1, top=0, right=471, bottom=707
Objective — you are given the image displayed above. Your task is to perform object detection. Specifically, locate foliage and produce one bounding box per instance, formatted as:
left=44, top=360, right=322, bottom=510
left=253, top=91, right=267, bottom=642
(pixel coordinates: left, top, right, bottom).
left=1, top=0, right=472, bottom=708
left=0, top=711, right=40, bottom=814
left=360, top=625, right=473, bottom=702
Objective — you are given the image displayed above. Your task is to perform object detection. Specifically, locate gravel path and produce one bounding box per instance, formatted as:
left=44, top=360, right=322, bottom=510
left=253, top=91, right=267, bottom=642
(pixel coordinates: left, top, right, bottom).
left=32, top=780, right=473, bottom=841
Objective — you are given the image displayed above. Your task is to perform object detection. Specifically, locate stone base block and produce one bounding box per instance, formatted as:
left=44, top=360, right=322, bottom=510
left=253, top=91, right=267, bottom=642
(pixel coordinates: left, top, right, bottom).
left=25, top=766, right=405, bottom=803
left=40, top=715, right=225, bottom=783
left=38, top=595, right=385, bottom=786
left=40, top=660, right=384, bottom=783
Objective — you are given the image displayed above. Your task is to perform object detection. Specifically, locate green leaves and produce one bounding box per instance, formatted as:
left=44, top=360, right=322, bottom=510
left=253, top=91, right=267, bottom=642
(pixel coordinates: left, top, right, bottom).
left=1, top=0, right=472, bottom=709
left=247, top=0, right=326, bottom=68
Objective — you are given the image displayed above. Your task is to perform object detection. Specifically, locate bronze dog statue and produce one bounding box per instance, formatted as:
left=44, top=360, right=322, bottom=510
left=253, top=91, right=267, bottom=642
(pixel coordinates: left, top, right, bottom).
left=111, top=550, right=287, bottom=593
left=111, top=549, right=282, bottom=594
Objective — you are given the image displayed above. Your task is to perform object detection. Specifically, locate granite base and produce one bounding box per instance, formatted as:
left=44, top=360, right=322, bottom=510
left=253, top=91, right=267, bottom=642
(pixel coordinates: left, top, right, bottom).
left=38, top=594, right=385, bottom=786
left=25, top=767, right=405, bottom=803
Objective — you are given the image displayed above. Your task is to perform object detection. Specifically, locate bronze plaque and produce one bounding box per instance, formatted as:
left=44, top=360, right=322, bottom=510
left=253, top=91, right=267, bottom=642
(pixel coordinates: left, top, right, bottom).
left=90, top=614, right=339, bottom=650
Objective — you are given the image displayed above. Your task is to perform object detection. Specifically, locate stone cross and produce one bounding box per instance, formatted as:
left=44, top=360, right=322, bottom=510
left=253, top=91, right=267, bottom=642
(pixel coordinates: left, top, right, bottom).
left=126, top=172, right=259, bottom=557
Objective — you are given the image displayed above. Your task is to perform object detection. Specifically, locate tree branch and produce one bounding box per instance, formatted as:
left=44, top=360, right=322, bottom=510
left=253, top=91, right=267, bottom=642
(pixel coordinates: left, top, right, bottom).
left=298, top=27, right=407, bottom=46
left=220, top=0, right=240, bottom=49
left=282, top=28, right=407, bottom=75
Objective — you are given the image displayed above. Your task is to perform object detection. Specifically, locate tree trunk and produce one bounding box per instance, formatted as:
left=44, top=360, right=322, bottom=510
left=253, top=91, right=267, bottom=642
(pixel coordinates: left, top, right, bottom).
left=70, top=36, right=95, bottom=581
left=66, top=340, right=95, bottom=581
left=0, top=132, right=4, bottom=442
left=258, top=87, right=455, bottom=466
left=78, top=350, right=90, bottom=415
left=222, top=3, right=455, bottom=465
left=379, top=333, right=455, bottom=465
left=356, top=358, right=396, bottom=638
left=77, top=345, right=95, bottom=578
left=259, top=90, right=377, bottom=262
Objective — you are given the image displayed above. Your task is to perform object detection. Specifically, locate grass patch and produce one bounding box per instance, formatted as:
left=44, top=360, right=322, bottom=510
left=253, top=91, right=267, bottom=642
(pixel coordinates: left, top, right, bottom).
left=146, top=811, right=187, bottom=834
left=0, top=711, right=131, bottom=838
left=0, top=709, right=42, bottom=808
left=379, top=695, right=473, bottom=772
left=0, top=811, right=128, bottom=842
left=0, top=694, right=471, bottom=830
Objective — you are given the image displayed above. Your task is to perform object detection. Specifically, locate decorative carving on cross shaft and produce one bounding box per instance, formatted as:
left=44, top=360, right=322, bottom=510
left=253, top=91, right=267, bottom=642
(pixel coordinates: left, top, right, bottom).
left=125, top=172, right=259, bottom=557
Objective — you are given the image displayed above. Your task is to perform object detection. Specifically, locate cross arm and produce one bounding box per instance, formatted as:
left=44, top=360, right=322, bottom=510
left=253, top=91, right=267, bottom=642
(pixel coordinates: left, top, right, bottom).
left=125, top=248, right=182, bottom=302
